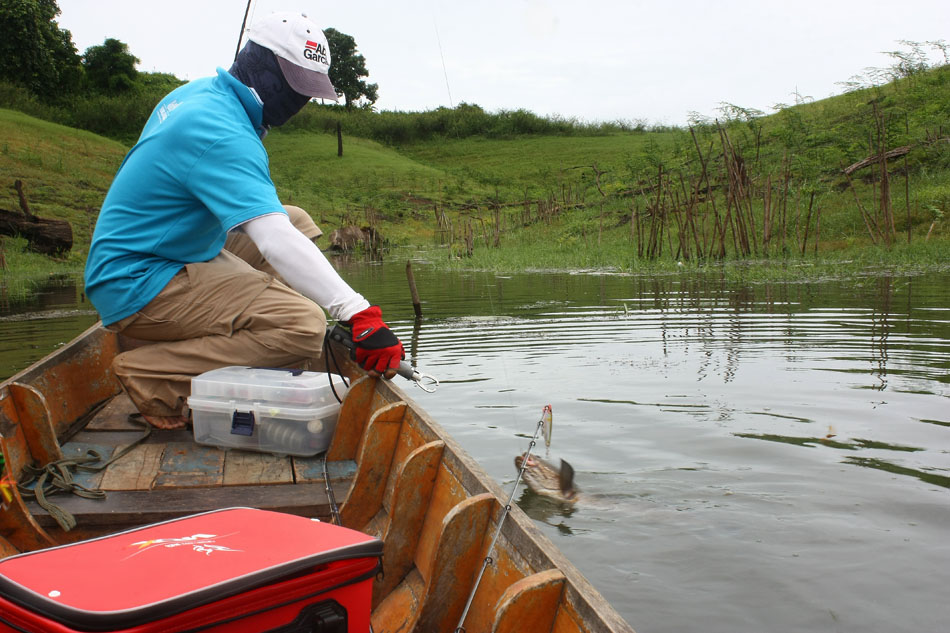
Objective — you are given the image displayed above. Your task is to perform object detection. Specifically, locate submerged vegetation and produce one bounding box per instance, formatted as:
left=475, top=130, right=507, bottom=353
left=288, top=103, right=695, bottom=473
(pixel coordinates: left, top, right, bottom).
left=1, top=40, right=948, bottom=294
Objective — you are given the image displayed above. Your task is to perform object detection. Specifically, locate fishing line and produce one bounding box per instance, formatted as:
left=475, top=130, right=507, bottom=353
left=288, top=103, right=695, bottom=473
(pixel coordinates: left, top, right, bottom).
left=431, top=8, right=454, bottom=108
left=483, top=276, right=517, bottom=407
left=454, top=406, right=548, bottom=633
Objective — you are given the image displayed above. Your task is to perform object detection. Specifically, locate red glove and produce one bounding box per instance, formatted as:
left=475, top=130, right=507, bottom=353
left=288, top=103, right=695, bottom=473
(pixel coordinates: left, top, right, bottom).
left=347, top=306, right=405, bottom=375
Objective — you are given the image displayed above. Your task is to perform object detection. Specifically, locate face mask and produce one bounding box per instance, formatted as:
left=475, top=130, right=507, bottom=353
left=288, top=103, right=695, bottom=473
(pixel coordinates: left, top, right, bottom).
left=230, top=41, right=311, bottom=128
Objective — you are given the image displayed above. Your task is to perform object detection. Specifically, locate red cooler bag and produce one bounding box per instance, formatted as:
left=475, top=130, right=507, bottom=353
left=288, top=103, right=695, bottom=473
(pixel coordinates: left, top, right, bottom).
left=0, top=507, right=381, bottom=632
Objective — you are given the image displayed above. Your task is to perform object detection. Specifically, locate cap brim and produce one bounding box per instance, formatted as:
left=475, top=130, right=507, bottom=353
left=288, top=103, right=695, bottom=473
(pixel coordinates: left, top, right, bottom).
left=276, top=56, right=338, bottom=100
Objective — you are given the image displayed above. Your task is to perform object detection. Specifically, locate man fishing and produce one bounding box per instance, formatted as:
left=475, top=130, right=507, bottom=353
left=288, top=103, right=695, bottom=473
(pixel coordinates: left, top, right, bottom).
left=83, top=12, right=403, bottom=430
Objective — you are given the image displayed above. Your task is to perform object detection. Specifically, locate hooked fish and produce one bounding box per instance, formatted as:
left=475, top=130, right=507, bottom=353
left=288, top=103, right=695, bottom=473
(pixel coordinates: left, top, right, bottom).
left=515, top=452, right=578, bottom=503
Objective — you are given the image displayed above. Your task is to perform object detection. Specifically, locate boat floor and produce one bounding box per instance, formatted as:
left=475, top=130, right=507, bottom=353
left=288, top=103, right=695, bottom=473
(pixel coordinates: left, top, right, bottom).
left=27, top=394, right=354, bottom=536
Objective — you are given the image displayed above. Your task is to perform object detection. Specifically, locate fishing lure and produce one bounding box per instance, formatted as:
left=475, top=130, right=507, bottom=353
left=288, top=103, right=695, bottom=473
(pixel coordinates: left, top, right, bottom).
left=541, top=404, right=553, bottom=455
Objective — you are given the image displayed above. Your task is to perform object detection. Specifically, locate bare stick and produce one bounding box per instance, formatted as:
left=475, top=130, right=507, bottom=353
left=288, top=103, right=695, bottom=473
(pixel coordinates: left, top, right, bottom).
left=800, top=191, right=816, bottom=255
left=406, top=260, right=422, bottom=318
left=14, top=180, right=35, bottom=220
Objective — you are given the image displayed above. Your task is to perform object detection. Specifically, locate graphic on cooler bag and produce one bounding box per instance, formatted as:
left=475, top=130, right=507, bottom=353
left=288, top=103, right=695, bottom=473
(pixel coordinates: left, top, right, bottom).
left=126, top=532, right=243, bottom=558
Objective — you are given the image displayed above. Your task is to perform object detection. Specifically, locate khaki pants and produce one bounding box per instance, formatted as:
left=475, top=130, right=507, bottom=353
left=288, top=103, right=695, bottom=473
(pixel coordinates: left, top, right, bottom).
left=109, top=207, right=327, bottom=417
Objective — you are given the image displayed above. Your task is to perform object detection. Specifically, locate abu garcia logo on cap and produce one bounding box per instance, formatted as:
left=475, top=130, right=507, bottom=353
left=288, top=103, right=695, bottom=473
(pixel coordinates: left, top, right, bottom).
left=304, top=40, right=328, bottom=65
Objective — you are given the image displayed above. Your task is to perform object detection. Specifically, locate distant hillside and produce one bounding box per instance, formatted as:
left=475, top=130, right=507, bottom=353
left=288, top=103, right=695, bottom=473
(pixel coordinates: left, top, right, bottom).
left=280, top=64, right=950, bottom=266
left=1, top=62, right=948, bottom=276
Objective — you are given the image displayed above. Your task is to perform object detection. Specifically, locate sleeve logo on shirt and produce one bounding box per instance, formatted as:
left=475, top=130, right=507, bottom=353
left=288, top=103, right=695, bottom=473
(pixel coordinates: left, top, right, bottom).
left=304, top=41, right=328, bottom=65
left=158, top=99, right=182, bottom=123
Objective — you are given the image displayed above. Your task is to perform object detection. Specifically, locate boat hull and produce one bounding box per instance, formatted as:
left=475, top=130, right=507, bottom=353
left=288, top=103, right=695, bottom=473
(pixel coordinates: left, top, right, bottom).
left=0, top=324, right=635, bottom=633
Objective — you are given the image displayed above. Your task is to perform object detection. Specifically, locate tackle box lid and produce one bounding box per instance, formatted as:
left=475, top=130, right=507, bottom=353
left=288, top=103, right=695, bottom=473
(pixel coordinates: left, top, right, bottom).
left=186, top=395, right=336, bottom=420
left=189, top=366, right=346, bottom=408
left=0, top=508, right=381, bottom=631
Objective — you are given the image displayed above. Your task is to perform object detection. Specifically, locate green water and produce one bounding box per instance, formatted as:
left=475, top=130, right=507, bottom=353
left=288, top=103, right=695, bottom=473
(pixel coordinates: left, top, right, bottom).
left=3, top=263, right=949, bottom=633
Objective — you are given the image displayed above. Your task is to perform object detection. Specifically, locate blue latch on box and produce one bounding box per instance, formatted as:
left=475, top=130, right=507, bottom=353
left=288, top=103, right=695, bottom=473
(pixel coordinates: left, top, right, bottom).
left=231, top=410, right=255, bottom=436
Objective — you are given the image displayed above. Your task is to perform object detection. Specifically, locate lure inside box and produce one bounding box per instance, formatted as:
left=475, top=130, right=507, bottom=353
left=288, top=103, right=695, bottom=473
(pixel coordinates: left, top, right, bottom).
left=188, top=366, right=348, bottom=457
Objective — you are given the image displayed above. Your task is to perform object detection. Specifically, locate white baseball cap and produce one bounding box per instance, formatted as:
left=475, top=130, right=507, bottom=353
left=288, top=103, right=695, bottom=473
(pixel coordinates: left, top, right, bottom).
left=247, top=12, right=338, bottom=100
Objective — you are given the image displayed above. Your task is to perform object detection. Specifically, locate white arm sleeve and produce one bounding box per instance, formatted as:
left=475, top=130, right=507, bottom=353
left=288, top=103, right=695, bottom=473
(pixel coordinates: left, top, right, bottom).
left=240, top=213, right=370, bottom=322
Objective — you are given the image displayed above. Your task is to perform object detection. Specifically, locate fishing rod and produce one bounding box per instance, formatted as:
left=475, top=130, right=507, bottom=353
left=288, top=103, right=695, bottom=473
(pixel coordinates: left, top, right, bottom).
left=453, top=405, right=552, bottom=633
left=325, top=323, right=439, bottom=392
left=234, top=0, right=254, bottom=62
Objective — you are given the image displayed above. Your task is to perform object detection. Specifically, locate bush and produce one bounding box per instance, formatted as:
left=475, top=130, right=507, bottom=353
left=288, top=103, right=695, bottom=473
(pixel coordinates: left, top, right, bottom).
left=285, top=101, right=630, bottom=144
left=0, top=72, right=183, bottom=144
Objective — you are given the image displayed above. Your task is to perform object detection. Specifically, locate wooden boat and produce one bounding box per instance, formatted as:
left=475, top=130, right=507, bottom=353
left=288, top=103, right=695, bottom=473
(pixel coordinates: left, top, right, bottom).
left=0, top=323, right=635, bottom=632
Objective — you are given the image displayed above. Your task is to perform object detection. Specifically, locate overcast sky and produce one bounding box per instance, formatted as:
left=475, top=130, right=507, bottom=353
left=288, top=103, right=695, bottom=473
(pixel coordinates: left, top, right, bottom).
left=57, top=0, right=949, bottom=126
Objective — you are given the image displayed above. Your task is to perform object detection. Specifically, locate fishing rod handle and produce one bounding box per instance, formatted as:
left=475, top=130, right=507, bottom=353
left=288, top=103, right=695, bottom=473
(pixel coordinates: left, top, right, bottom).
left=326, top=324, right=419, bottom=382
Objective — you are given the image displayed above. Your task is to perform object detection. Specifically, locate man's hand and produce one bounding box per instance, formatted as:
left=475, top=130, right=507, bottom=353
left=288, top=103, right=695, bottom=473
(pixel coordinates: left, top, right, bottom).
left=347, top=306, right=405, bottom=379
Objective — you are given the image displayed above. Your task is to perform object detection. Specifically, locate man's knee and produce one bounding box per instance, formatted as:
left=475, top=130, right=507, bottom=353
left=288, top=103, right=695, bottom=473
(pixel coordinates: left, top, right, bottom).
left=250, top=284, right=328, bottom=358
left=289, top=302, right=328, bottom=356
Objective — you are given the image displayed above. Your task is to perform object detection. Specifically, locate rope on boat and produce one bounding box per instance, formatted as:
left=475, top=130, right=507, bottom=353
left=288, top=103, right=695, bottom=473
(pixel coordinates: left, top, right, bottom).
left=453, top=408, right=548, bottom=633
left=17, top=416, right=151, bottom=531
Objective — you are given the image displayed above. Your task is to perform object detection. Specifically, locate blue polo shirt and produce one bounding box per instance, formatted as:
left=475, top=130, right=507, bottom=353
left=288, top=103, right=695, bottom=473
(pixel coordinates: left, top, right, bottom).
left=84, top=68, right=286, bottom=325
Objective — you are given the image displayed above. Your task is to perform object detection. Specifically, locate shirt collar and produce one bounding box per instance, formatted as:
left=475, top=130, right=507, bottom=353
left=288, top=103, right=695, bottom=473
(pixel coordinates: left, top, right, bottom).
left=214, top=67, right=266, bottom=138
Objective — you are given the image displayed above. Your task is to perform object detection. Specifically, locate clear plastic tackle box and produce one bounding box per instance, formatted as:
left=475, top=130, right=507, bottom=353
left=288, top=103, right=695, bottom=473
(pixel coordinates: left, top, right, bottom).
left=187, top=366, right=348, bottom=457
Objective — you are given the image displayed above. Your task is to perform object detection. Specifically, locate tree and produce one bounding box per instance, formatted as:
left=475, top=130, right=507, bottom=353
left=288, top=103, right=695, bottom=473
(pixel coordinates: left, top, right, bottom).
left=0, top=0, right=82, bottom=98
left=83, top=38, right=139, bottom=93
left=323, top=28, right=378, bottom=108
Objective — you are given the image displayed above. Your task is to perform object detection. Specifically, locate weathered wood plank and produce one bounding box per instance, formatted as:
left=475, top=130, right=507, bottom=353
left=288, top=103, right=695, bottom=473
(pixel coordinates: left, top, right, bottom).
left=153, top=443, right=225, bottom=488
left=292, top=456, right=357, bottom=483
left=57, top=441, right=116, bottom=491
left=371, top=569, right=425, bottom=633
left=339, top=402, right=406, bottom=529
left=223, top=451, right=293, bottom=486
left=84, top=393, right=141, bottom=431
left=26, top=481, right=352, bottom=530
left=8, top=383, right=63, bottom=465
left=0, top=534, right=20, bottom=559
left=415, top=460, right=468, bottom=578
left=415, top=493, right=494, bottom=633
left=0, top=391, right=31, bottom=475
left=461, top=529, right=534, bottom=633
left=552, top=600, right=586, bottom=633
left=0, top=437, right=55, bottom=552
left=491, top=569, right=566, bottom=633
left=99, top=444, right=165, bottom=491
left=371, top=440, right=444, bottom=607
left=386, top=415, right=428, bottom=509
left=327, top=375, right=376, bottom=460
left=69, top=428, right=192, bottom=447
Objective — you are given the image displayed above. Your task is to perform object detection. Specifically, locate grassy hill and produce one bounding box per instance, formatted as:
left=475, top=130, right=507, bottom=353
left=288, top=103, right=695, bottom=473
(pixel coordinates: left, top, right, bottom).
left=0, top=109, right=127, bottom=270
left=379, top=67, right=950, bottom=270
left=1, top=61, right=949, bottom=288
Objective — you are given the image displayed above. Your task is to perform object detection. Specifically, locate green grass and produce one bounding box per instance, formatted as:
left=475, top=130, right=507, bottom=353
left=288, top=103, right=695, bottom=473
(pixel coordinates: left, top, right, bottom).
left=0, top=108, right=128, bottom=267
left=263, top=129, right=452, bottom=242
left=416, top=206, right=950, bottom=281
left=1, top=62, right=949, bottom=285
